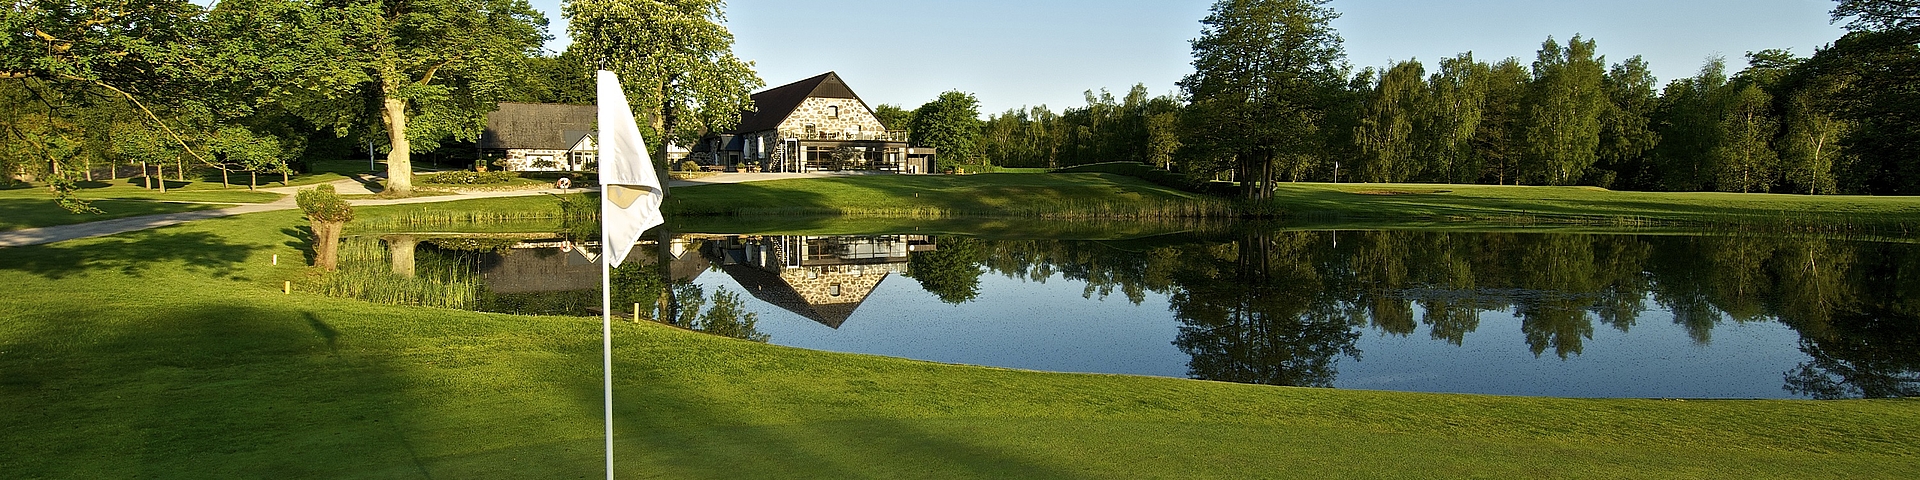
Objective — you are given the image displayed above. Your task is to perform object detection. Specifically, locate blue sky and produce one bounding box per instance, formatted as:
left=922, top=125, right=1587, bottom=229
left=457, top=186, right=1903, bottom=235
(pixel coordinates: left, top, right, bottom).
left=527, top=0, right=1847, bottom=115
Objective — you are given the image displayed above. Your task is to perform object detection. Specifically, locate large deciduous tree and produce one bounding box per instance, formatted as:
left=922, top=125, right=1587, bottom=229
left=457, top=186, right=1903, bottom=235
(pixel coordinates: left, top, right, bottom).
left=1522, top=35, right=1608, bottom=186
left=1422, top=53, right=1489, bottom=184
left=1353, top=60, right=1427, bottom=182
left=296, top=0, right=547, bottom=197
left=566, top=0, right=762, bottom=187
left=909, top=91, right=984, bottom=170
left=1180, top=0, right=1347, bottom=201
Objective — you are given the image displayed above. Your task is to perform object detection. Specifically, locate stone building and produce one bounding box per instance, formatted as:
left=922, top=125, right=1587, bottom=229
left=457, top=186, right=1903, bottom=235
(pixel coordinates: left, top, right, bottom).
left=697, top=72, right=936, bottom=173
left=706, top=235, right=937, bottom=328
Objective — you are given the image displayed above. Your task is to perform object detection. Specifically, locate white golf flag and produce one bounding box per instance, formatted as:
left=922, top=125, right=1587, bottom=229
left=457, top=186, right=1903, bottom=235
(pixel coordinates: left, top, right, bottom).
left=597, top=70, right=665, bottom=268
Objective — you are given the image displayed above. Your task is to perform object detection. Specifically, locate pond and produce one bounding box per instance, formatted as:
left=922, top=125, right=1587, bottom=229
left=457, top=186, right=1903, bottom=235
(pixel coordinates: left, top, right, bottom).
left=327, top=228, right=1920, bottom=399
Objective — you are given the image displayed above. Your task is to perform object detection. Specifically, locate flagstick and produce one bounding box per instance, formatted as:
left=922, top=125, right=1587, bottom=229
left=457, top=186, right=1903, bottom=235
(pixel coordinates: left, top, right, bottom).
left=601, top=208, right=615, bottom=479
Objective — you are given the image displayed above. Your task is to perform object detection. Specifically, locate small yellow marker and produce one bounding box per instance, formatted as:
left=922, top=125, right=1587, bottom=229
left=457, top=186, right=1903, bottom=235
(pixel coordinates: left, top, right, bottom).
left=633, top=303, right=641, bottom=322
left=283, top=281, right=291, bottom=294
left=272, top=254, right=279, bottom=265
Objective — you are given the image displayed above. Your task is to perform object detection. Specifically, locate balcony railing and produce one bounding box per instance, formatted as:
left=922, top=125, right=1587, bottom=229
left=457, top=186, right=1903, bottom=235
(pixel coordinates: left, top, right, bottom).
left=780, top=130, right=910, bottom=142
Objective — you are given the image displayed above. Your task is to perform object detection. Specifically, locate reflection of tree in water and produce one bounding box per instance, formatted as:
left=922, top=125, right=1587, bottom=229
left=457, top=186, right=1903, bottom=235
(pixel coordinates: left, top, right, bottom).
left=1780, top=242, right=1920, bottom=399
left=670, top=284, right=770, bottom=343
left=1168, top=232, right=1360, bottom=387
left=907, top=229, right=1919, bottom=396
left=906, top=237, right=987, bottom=304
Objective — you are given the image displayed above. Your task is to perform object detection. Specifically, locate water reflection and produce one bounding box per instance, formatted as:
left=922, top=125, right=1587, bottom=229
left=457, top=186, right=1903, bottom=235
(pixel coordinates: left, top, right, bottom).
left=331, top=228, right=1920, bottom=398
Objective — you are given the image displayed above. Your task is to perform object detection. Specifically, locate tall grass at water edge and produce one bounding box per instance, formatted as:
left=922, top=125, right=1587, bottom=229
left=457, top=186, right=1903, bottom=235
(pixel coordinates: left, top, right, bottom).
left=674, top=197, right=1241, bottom=219
left=315, top=237, right=481, bottom=309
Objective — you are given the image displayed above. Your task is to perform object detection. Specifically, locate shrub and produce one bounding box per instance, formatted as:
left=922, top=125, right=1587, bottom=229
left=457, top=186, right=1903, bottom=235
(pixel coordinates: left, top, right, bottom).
left=419, top=170, right=521, bottom=185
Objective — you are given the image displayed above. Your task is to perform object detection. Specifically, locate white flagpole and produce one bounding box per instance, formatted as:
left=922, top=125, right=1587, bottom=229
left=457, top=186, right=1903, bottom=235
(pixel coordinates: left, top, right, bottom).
left=602, top=224, right=615, bottom=479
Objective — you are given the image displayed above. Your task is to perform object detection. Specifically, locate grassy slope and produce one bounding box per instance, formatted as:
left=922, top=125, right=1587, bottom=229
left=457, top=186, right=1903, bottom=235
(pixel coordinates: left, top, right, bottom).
left=665, top=173, right=1226, bottom=217
left=2, top=201, right=1917, bottom=478
left=1269, top=182, right=1920, bottom=225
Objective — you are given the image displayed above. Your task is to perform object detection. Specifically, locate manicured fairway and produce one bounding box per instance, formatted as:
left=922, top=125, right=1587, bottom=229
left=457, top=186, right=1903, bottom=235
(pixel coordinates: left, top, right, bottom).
left=2, top=201, right=1916, bottom=478
left=1264, top=182, right=1920, bottom=225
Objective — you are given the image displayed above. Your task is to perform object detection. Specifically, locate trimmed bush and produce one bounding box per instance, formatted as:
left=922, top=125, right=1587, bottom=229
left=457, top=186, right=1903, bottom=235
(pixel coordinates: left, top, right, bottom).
left=419, top=170, right=521, bottom=185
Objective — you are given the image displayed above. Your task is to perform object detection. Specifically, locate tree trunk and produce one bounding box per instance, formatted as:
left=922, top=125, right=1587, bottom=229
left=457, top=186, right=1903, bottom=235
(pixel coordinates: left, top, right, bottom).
left=655, top=228, right=678, bottom=325
left=652, top=75, right=681, bottom=201
left=381, top=95, right=413, bottom=196
left=388, top=235, right=417, bottom=278
left=141, top=161, right=151, bottom=189
left=222, top=167, right=230, bottom=189
left=157, top=164, right=167, bottom=193
left=249, top=170, right=257, bottom=190
left=312, top=220, right=342, bottom=271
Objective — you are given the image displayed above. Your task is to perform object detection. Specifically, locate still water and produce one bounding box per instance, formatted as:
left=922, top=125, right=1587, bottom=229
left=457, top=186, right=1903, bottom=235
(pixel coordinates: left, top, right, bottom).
left=332, top=229, right=1920, bottom=399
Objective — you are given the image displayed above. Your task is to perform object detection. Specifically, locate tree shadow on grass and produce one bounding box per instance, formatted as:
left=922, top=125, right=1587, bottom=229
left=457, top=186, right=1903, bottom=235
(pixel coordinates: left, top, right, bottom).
left=474, top=323, right=1091, bottom=479
left=0, top=230, right=257, bottom=280
left=0, top=300, right=437, bottom=478
left=283, top=226, right=317, bottom=265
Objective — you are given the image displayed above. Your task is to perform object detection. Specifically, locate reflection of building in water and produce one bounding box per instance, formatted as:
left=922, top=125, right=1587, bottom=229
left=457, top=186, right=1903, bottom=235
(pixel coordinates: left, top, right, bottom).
left=704, top=235, right=935, bottom=328
left=479, top=237, right=707, bottom=295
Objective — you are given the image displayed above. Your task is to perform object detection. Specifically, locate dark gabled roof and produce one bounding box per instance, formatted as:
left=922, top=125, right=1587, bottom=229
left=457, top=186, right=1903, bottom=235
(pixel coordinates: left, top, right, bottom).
left=481, top=103, right=596, bottom=150
left=732, top=72, right=868, bottom=134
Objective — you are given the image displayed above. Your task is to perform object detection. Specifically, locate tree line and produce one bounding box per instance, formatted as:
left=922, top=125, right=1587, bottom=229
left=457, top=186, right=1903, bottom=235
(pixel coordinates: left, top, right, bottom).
left=3, top=0, right=756, bottom=207
left=953, top=0, right=1919, bottom=197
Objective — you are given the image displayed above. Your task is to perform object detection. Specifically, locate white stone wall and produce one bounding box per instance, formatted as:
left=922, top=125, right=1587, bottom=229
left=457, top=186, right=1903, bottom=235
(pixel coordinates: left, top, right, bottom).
left=779, top=98, right=887, bottom=138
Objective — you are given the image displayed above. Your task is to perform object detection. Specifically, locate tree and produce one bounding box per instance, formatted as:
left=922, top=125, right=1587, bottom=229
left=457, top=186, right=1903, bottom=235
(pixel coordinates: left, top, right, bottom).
left=1180, top=0, right=1347, bottom=201
left=906, top=237, right=986, bottom=304
left=566, top=0, right=763, bottom=188
left=2, top=0, right=217, bottom=209
left=297, top=184, right=354, bottom=271
left=1596, top=56, right=1659, bottom=189
left=290, top=0, right=546, bottom=197
left=1522, top=35, right=1608, bottom=185
left=1796, top=29, right=1920, bottom=194
left=1711, top=82, right=1780, bottom=193
left=1462, top=58, right=1532, bottom=185
left=1653, top=58, right=1730, bottom=191
left=872, top=103, right=913, bottom=135
left=909, top=90, right=984, bottom=170
left=1423, top=53, right=1489, bottom=184
left=1832, top=0, right=1920, bottom=31
left=1353, top=60, right=1427, bottom=182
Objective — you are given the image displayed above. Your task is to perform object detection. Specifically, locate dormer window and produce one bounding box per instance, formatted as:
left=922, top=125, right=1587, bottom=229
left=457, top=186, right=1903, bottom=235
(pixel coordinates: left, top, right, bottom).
left=828, top=106, right=839, bottom=119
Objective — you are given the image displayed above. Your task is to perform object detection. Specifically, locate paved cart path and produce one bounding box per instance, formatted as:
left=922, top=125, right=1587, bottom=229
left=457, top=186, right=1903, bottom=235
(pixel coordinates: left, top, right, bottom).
left=0, top=170, right=894, bottom=248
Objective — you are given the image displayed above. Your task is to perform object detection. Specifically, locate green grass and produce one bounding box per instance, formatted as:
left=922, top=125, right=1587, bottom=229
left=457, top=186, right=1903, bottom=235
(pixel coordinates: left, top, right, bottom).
left=1268, top=182, right=1920, bottom=227
left=0, top=197, right=225, bottom=231
left=1, top=198, right=1917, bottom=478
left=668, top=173, right=1234, bottom=218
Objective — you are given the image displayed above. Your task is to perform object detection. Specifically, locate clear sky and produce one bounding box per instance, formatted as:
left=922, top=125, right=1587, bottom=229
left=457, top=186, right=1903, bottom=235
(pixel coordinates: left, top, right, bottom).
left=527, top=0, right=1848, bottom=115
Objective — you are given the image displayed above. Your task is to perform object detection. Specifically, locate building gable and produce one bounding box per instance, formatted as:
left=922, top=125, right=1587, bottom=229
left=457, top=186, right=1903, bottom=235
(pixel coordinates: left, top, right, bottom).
left=734, top=72, right=885, bottom=135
